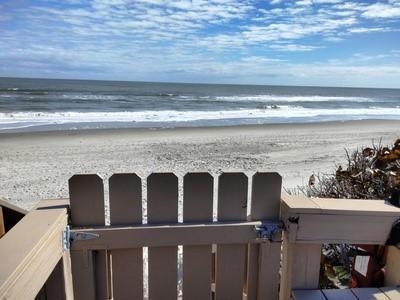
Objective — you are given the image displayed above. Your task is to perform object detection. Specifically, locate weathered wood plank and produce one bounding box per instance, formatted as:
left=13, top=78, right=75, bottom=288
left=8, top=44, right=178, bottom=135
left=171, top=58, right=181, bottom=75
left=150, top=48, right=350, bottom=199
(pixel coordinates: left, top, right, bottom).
left=384, top=246, right=400, bottom=286
left=215, top=173, right=247, bottom=300
left=292, top=290, right=326, bottom=300
left=0, top=199, right=68, bottom=300
left=247, top=172, right=281, bottom=300
left=279, top=236, right=321, bottom=300
left=281, top=195, right=400, bottom=244
left=182, top=173, right=213, bottom=300
left=351, top=288, right=390, bottom=300
left=109, top=173, right=143, bottom=300
left=379, top=287, right=400, bottom=300
left=294, top=214, right=396, bottom=244
left=147, top=173, right=178, bottom=300
left=69, top=174, right=107, bottom=300
left=322, top=289, right=358, bottom=300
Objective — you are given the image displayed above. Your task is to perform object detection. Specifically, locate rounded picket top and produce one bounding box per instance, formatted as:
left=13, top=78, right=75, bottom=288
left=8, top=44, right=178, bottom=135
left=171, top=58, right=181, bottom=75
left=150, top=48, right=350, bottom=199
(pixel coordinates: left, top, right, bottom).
left=251, top=172, right=282, bottom=220
left=68, top=174, right=105, bottom=226
left=218, top=172, right=248, bottom=221
left=147, top=173, right=178, bottom=224
left=183, top=172, right=214, bottom=223
left=109, top=173, right=142, bottom=225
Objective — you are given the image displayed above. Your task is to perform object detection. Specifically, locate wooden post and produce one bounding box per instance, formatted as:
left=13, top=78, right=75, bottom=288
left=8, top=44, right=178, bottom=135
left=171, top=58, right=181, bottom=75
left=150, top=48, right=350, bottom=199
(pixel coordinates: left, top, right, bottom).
left=279, top=233, right=322, bottom=300
left=0, top=199, right=69, bottom=299
left=385, top=246, right=400, bottom=286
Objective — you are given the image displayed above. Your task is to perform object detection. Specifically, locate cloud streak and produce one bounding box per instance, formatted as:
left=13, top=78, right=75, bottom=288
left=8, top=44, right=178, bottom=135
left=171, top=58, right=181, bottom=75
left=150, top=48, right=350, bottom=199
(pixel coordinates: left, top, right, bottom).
left=0, top=0, right=399, bottom=87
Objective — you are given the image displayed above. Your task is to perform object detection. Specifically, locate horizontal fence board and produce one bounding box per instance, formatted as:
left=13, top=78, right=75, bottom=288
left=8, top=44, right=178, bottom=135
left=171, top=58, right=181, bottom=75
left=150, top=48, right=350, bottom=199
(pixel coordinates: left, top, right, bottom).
left=109, top=173, right=143, bottom=300
left=147, top=173, right=178, bottom=300
left=294, top=214, right=395, bottom=244
left=183, top=173, right=213, bottom=300
left=0, top=199, right=68, bottom=300
left=70, top=221, right=275, bottom=250
left=281, top=195, right=400, bottom=244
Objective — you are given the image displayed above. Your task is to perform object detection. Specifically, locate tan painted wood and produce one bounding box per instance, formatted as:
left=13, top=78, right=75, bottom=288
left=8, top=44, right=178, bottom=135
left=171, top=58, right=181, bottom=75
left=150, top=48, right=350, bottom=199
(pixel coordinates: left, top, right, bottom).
left=147, top=173, right=178, bottom=300
left=70, top=221, right=266, bottom=250
left=385, top=246, right=400, bottom=286
left=322, top=289, right=358, bottom=300
left=69, top=174, right=107, bottom=300
left=294, top=214, right=395, bottom=244
left=0, top=207, right=4, bottom=238
left=281, top=195, right=400, bottom=244
left=0, top=197, right=28, bottom=215
left=281, top=195, right=400, bottom=217
left=44, top=259, right=66, bottom=300
left=62, top=250, right=74, bottom=300
left=247, top=172, right=281, bottom=300
left=379, top=287, right=400, bottom=300
left=215, top=173, right=248, bottom=300
left=0, top=199, right=68, bottom=300
left=183, top=173, right=213, bottom=300
left=0, top=198, right=26, bottom=234
left=292, top=290, right=326, bottom=300
left=279, top=233, right=321, bottom=300
left=109, top=173, right=143, bottom=300
left=351, top=288, right=390, bottom=300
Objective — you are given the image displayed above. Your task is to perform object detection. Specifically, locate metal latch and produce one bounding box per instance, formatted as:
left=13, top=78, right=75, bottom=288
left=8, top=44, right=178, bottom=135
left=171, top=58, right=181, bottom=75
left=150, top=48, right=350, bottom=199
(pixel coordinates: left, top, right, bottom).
left=254, top=221, right=283, bottom=242
left=63, top=226, right=100, bottom=250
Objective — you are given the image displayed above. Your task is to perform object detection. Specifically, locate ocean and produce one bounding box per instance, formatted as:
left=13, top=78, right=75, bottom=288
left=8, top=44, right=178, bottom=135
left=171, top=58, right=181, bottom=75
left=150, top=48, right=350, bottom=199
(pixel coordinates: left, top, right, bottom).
left=0, top=77, right=399, bottom=132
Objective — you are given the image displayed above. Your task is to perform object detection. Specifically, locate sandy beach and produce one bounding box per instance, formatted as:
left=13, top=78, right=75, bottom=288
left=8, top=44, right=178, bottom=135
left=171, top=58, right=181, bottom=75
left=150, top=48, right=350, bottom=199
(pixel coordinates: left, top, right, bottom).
left=1, top=119, right=399, bottom=210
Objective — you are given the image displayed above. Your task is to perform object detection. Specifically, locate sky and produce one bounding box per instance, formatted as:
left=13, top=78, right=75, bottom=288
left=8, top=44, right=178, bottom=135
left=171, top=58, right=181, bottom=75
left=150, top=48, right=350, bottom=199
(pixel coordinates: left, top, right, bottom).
left=0, top=0, right=400, bottom=88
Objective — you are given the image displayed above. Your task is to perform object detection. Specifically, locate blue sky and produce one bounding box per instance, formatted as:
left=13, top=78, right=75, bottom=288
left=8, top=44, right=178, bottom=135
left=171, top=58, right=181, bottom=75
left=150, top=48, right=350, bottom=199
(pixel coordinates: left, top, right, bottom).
left=0, top=0, right=400, bottom=88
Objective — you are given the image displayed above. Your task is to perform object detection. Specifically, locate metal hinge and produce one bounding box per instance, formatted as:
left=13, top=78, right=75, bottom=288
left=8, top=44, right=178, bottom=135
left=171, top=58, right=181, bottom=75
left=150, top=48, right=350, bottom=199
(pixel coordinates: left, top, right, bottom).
left=63, top=226, right=100, bottom=250
left=63, top=226, right=71, bottom=250
left=254, top=221, right=283, bottom=242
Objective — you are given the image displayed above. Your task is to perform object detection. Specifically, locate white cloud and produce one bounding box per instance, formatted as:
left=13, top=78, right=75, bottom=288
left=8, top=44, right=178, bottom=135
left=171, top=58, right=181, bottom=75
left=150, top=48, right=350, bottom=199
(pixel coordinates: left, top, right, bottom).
left=270, top=44, right=321, bottom=51
left=361, top=3, right=400, bottom=18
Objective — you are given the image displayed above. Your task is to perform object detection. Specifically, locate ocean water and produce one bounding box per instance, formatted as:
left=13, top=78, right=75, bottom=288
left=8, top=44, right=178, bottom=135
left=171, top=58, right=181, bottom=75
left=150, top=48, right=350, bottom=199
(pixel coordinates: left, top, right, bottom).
left=0, top=77, right=399, bottom=132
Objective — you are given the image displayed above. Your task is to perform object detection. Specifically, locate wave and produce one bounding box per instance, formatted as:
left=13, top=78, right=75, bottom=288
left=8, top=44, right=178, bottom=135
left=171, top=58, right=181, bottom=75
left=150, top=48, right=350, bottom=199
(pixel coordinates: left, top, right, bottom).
left=1, top=106, right=400, bottom=130
left=214, top=95, right=374, bottom=103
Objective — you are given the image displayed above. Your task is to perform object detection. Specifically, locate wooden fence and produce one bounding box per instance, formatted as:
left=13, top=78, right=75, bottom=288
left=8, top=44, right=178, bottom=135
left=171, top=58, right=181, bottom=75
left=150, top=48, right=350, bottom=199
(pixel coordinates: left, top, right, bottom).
left=0, top=172, right=400, bottom=300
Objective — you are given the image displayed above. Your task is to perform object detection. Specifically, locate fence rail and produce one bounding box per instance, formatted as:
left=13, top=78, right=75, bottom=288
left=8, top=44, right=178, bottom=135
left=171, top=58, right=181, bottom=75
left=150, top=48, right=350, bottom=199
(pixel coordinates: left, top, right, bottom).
left=0, top=172, right=399, bottom=300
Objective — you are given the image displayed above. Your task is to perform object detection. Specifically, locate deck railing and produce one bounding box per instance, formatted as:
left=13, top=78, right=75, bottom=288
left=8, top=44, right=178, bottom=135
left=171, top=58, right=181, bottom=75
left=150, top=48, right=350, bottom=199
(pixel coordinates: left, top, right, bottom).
left=0, top=172, right=399, bottom=300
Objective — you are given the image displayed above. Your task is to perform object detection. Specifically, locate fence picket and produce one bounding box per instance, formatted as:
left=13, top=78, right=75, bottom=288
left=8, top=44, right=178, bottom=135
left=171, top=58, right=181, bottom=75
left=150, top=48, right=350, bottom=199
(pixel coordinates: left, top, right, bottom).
left=215, top=173, right=248, bottom=300
left=247, top=172, right=282, bottom=300
left=109, top=173, right=143, bottom=300
left=147, top=173, right=178, bottom=300
left=183, top=173, right=213, bottom=300
left=69, top=174, right=107, bottom=300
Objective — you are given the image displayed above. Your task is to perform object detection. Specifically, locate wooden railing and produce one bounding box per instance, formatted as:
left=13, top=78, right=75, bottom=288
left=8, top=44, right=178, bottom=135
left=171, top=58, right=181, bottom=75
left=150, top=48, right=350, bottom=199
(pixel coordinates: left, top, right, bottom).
left=0, top=172, right=399, bottom=300
left=0, top=199, right=73, bottom=300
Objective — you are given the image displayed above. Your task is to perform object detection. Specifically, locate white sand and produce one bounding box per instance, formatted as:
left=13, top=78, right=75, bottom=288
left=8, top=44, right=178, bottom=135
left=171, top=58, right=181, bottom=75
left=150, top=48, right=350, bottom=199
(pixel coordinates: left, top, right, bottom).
left=0, top=120, right=399, bottom=210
